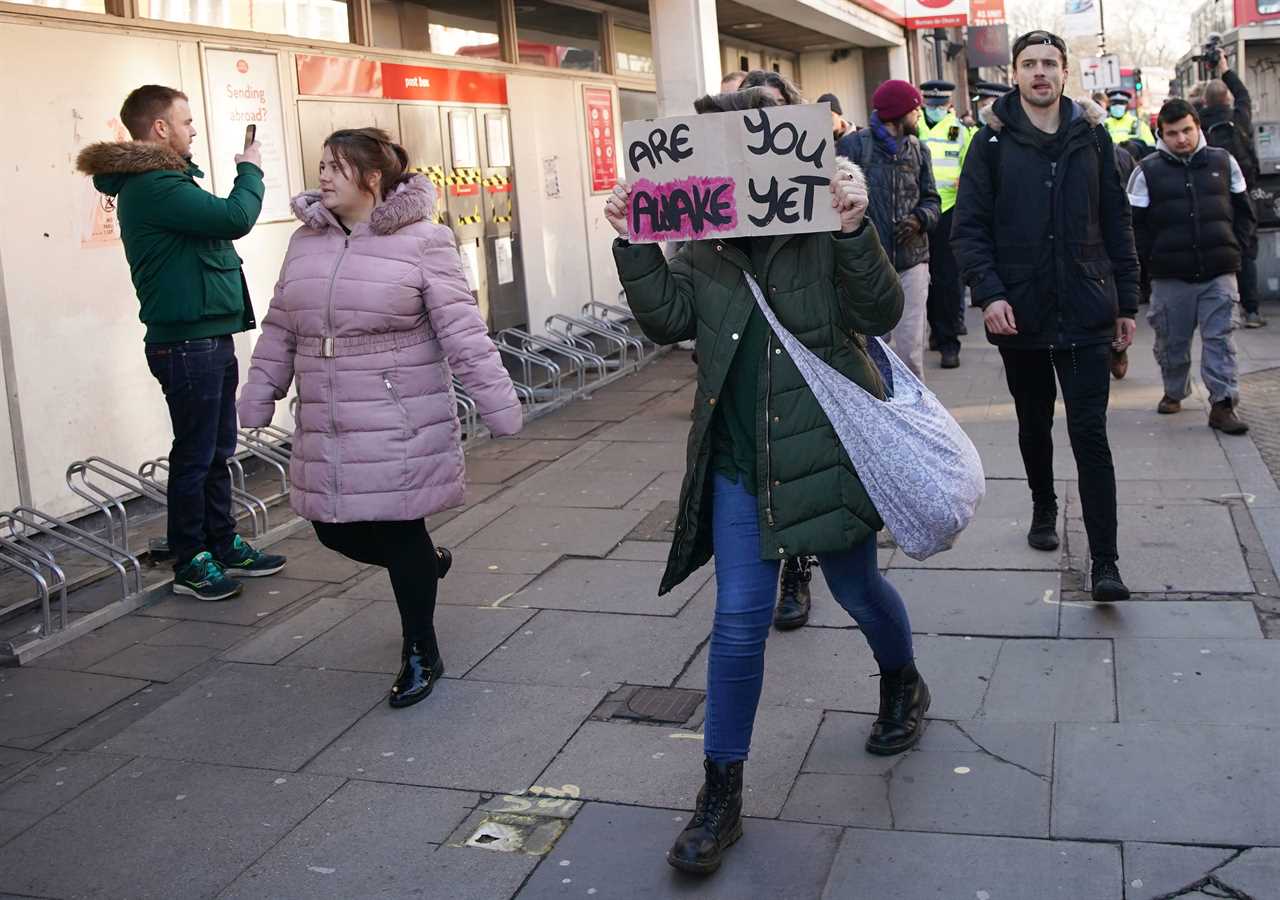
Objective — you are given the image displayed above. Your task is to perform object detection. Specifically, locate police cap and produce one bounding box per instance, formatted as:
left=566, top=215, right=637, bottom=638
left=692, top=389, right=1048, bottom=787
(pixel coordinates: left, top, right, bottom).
left=920, top=80, right=956, bottom=105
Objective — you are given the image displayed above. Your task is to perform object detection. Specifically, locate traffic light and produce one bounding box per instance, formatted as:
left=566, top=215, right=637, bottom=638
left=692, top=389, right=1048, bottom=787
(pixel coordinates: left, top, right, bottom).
left=1134, top=68, right=1144, bottom=91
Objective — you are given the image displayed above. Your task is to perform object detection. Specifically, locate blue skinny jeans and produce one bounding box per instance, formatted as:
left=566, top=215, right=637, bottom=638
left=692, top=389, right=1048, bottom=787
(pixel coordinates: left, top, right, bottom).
left=704, top=473, right=914, bottom=763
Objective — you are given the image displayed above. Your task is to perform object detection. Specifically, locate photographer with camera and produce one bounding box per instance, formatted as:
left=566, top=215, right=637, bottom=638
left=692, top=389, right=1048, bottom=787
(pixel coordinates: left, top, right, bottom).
left=1200, top=46, right=1267, bottom=328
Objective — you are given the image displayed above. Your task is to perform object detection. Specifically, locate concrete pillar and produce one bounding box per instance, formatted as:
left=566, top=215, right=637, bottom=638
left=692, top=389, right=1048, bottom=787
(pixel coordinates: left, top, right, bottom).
left=888, top=42, right=911, bottom=82
left=648, top=0, right=722, bottom=117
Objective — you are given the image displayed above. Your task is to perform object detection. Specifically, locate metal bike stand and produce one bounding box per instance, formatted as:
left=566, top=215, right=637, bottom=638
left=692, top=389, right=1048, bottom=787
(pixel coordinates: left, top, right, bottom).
left=138, top=459, right=268, bottom=537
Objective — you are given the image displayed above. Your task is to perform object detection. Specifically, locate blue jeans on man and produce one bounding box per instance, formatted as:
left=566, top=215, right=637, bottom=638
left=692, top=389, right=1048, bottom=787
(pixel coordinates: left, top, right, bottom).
left=144, top=336, right=239, bottom=568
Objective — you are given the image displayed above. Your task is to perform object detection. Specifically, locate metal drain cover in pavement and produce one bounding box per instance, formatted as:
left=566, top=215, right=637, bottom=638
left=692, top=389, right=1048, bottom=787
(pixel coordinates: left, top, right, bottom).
left=613, top=686, right=704, bottom=724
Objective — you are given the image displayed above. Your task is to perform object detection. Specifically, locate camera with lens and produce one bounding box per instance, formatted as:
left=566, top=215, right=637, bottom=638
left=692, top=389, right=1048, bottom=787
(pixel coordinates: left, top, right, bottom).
left=1193, top=32, right=1223, bottom=67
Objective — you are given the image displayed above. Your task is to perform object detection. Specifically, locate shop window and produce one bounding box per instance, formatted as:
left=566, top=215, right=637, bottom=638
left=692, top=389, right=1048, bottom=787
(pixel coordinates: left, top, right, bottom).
left=370, top=0, right=500, bottom=56
left=9, top=0, right=106, bottom=11
left=137, top=0, right=349, bottom=42
left=614, top=24, right=653, bottom=76
left=515, top=0, right=601, bottom=72
left=619, top=88, right=657, bottom=124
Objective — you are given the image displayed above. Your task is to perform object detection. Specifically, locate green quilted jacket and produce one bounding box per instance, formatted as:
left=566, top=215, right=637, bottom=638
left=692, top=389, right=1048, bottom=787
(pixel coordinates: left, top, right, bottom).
left=612, top=226, right=905, bottom=594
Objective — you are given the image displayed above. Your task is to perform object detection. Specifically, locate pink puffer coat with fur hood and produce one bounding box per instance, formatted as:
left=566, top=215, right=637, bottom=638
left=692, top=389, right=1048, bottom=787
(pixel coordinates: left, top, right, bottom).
left=238, top=175, right=522, bottom=523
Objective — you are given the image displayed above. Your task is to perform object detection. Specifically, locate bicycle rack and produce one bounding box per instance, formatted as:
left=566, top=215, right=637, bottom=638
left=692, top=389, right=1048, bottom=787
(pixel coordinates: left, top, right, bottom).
left=0, top=538, right=67, bottom=637
left=498, top=328, right=608, bottom=392
left=138, top=459, right=268, bottom=537
left=452, top=379, right=480, bottom=440
left=237, top=430, right=290, bottom=495
left=545, top=314, right=642, bottom=373
left=0, top=505, right=142, bottom=599
left=581, top=302, right=659, bottom=358
left=495, top=342, right=563, bottom=406
left=66, top=456, right=167, bottom=553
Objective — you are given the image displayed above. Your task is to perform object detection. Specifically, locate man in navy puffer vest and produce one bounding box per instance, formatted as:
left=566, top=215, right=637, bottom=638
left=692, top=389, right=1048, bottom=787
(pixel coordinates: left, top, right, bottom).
left=1127, top=98, right=1255, bottom=435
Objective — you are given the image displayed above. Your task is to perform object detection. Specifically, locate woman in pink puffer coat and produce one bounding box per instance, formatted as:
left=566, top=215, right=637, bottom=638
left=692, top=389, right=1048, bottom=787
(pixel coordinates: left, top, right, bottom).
left=238, top=128, right=522, bottom=709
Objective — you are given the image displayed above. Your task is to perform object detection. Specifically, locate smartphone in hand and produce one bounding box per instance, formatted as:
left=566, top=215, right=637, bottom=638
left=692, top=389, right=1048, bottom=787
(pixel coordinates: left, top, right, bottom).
left=243, top=124, right=256, bottom=151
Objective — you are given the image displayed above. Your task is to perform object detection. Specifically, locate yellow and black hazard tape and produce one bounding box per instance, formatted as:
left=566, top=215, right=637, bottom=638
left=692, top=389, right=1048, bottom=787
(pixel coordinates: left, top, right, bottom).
left=492, top=214, right=513, bottom=224
left=456, top=213, right=483, bottom=225
left=483, top=174, right=510, bottom=188
left=412, top=165, right=448, bottom=188
left=445, top=168, right=485, bottom=186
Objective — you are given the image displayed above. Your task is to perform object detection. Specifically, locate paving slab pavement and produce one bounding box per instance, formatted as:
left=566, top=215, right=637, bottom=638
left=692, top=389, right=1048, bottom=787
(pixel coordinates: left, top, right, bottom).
left=6, top=315, right=1280, bottom=898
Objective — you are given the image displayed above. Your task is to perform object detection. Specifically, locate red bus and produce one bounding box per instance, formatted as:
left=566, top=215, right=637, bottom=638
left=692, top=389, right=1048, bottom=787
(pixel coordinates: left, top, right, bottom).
left=1235, top=0, right=1280, bottom=25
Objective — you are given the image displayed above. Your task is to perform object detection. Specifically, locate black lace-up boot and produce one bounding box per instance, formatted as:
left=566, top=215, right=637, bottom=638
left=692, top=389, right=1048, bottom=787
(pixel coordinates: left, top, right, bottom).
left=1027, top=502, right=1060, bottom=551
left=773, top=556, right=812, bottom=631
left=1091, top=560, right=1131, bottom=603
left=865, top=662, right=931, bottom=756
left=667, top=758, right=744, bottom=875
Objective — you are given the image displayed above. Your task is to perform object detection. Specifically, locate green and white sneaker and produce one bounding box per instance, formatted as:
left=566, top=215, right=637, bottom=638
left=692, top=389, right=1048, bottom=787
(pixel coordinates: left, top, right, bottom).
left=217, top=535, right=287, bottom=578
left=174, top=552, right=242, bottom=602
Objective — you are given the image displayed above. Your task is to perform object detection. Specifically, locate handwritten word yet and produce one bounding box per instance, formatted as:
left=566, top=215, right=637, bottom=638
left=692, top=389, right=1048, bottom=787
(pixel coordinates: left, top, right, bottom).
left=744, top=109, right=826, bottom=171
left=628, top=124, right=694, bottom=173
left=630, top=176, right=738, bottom=241
left=747, top=175, right=829, bottom=227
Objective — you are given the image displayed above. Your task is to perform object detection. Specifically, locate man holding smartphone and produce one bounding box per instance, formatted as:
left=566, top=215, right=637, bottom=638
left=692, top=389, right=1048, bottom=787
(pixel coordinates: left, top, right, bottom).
left=77, top=84, right=285, bottom=601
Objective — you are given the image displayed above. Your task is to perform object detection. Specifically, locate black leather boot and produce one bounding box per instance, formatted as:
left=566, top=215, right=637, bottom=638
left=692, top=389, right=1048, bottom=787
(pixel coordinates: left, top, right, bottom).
left=389, top=639, right=444, bottom=709
left=773, top=556, right=812, bottom=631
left=667, top=758, right=744, bottom=875
left=1027, top=502, right=1059, bottom=551
left=1091, top=561, right=1131, bottom=603
left=866, top=662, right=931, bottom=756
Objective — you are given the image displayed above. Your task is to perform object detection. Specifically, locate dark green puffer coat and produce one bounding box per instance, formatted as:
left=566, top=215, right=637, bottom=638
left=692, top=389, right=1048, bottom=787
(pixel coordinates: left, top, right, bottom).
left=613, top=226, right=904, bottom=594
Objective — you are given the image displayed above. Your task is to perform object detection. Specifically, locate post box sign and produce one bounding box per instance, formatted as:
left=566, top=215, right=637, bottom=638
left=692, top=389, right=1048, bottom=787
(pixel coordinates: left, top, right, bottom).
left=622, top=103, right=839, bottom=244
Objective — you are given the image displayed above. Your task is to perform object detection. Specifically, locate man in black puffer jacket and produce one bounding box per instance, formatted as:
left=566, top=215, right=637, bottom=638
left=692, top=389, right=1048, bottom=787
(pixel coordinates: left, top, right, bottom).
left=1127, top=98, right=1255, bottom=435
left=953, top=31, right=1140, bottom=603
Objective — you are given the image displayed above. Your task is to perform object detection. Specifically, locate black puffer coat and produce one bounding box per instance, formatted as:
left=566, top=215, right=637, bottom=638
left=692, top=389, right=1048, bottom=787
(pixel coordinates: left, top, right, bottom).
left=837, top=127, right=941, bottom=272
left=952, top=92, right=1141, bottom=349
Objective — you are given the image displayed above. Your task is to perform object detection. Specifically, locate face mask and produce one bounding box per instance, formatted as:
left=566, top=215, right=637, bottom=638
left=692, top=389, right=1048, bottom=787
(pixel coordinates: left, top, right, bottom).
left=924, top=107, right=947, bottom=126
left=1109, top=104, right=1128, bottom=118
left=978, top=106, right=992, bottom=125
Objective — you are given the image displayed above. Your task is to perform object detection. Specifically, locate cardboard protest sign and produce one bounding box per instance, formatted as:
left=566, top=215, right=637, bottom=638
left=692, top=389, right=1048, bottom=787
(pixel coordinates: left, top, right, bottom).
left=622, top=103, right=839, bottom=243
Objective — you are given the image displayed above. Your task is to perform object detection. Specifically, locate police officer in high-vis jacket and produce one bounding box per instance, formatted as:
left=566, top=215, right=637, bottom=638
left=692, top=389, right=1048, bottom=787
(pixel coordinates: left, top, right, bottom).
left=918, top=79, right=973, bottom=368
left=1105, top=88, right=1155, bottom=146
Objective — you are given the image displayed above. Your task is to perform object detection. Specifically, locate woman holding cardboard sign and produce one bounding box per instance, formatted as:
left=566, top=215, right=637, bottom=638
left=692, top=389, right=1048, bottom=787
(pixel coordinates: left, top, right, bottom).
left=605, top=72, right=926, bottom=877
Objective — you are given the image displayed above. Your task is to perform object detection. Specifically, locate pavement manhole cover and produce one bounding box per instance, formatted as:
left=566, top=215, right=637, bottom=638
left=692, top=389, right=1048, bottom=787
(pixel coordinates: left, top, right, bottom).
left=613, top=686, right=704, bottom=724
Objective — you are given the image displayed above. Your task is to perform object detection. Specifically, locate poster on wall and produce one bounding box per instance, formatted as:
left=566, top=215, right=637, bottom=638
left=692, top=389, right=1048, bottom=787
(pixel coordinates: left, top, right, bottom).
left=202, top=48, right=291, bottom=222
left=621, top=103, right=839, bottom=244
left=968, top=0, right=1005, bottom=26
left=81, top=116, right=131, bottom=248
left=583, top=87, right=618, bottom=194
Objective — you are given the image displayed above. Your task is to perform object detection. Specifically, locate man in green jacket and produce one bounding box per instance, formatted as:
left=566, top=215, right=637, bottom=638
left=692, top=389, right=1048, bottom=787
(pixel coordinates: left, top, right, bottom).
left=77, top=84, right=285, bottom=601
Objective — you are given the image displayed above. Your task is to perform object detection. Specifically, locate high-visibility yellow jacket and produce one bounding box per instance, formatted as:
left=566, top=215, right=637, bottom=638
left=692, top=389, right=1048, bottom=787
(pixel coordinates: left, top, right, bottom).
left=918, top=111, right=973, bottom=213
left=1105, top=111, right=1155, bottom=146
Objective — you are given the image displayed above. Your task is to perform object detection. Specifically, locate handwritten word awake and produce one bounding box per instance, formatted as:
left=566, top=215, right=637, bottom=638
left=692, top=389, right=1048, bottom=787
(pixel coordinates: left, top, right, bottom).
left=630, top=177, right=737, bottom=241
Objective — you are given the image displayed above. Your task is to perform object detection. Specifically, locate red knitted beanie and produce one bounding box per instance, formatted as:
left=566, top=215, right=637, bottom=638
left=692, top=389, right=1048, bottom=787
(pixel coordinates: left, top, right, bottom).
left=872, top=80, right=924, bottom=121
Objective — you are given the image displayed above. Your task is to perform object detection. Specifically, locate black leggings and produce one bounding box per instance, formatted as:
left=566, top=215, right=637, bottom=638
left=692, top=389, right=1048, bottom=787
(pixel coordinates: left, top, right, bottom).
left=312, top=520, right=440, bottom=648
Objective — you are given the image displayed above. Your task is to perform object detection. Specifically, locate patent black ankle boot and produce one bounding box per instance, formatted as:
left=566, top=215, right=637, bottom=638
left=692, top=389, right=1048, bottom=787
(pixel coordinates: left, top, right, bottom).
left=389, top=639, right=444, bottom=709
